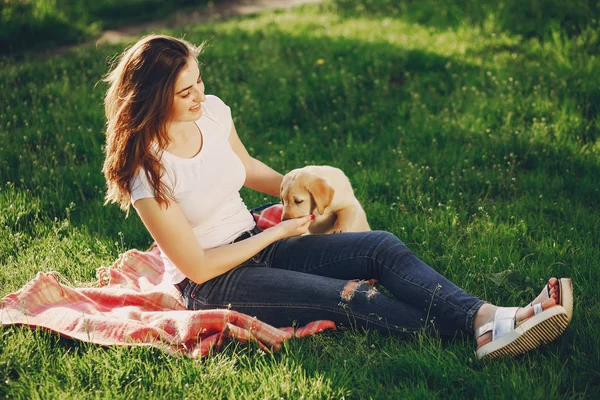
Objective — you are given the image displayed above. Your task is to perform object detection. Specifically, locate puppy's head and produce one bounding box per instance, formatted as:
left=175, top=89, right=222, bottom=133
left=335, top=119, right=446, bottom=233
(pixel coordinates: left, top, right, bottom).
left=280, top=169, right=335, bottom=220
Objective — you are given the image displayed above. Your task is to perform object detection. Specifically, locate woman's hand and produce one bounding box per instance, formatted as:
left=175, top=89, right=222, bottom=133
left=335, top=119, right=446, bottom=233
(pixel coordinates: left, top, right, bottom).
left=272, top=215, right=314, bottom=239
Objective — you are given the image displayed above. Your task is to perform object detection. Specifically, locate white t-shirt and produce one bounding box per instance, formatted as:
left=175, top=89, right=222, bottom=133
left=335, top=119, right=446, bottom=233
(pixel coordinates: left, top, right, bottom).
left=129, top=95, right=255, bottom=284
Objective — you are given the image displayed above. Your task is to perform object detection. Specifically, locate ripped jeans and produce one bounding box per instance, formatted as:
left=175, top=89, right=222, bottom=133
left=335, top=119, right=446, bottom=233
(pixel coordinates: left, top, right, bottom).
left=181, top=230, right=484, bottom=338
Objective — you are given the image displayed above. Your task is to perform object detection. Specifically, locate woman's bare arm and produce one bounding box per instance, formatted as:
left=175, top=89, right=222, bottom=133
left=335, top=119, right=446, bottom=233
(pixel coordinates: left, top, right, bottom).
left=133, top=197, right=311, bottom=284
left=228, top=121, right=283, bottom=197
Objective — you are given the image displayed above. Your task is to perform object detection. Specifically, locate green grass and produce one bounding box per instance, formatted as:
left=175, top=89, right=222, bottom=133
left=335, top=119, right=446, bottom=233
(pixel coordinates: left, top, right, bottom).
left=1, top=0, right=600, bottom=398
left=0, top=0, right=208, bottom=55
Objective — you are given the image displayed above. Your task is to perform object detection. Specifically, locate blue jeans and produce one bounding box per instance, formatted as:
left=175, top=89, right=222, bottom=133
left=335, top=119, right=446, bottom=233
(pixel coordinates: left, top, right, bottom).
left=181, top=230, right=484, bottom=338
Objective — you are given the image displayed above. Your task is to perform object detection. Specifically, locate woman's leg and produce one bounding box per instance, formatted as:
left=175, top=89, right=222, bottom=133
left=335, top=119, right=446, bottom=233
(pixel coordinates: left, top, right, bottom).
left=265, top=231, right=484, bottom=334
left=261, top=230, right=568, bottom=357
left=182, top=263, right=460, bottom=338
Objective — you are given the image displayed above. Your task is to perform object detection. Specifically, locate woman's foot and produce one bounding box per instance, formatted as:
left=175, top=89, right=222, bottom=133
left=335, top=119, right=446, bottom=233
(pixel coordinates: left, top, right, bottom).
left=474, top=298, right=557, bottom=349
left=528, top=277, right=573, bottom=324
left=473, top=276, right=571, bottom=359
left=471, top=276, right=559, bottom=337
left=529, top=277, right=560, bottom=306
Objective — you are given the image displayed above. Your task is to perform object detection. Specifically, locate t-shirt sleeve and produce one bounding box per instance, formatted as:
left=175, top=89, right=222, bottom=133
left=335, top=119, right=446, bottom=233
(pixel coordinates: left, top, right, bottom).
left=204, top=94, right=233, bottom=137
left=129, top=168, right=155, bottom=203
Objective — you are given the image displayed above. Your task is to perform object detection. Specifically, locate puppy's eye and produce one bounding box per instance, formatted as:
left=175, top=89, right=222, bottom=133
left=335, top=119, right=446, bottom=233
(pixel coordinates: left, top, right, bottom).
left=294, top=199, right=304, bottom=204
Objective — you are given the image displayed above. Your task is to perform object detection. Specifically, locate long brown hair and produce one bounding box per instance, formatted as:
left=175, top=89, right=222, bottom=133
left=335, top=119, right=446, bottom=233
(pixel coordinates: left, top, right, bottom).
left=102, top=34, right=205, bottom=216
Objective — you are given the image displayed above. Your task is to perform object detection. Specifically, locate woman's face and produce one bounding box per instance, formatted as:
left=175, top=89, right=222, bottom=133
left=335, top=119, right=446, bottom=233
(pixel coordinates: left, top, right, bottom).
left=170, top=56, right=206, bottom=123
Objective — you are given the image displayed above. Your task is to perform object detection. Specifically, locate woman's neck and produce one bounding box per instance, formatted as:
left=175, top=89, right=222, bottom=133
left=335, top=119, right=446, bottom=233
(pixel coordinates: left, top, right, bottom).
left=167, top=120, right=196, bottom=144
left=163, top=120, right=203, bottom=158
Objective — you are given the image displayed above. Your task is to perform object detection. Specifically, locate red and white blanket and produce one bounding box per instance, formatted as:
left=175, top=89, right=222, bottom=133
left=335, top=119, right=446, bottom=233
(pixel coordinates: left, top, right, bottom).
left=1, top=205, right=335, bottom=358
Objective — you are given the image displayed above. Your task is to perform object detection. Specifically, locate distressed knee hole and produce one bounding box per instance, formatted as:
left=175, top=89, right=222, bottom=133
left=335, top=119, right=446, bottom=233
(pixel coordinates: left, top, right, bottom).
left=366, top=286, right=378, bottom=299
left=341, top=281, right=359, bottom=301
left=341, top=280, right=373, bottom=302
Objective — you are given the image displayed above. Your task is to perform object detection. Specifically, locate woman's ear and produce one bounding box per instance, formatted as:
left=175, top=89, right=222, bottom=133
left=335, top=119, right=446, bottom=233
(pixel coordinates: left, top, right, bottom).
left=306, top=176, right=334, bottom=215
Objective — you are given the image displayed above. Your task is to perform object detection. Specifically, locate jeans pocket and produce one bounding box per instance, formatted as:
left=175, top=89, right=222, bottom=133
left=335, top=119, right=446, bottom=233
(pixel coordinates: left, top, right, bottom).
left=253, top=243, right=278, bottom=266
left=189, top=280, right=216, bottom=304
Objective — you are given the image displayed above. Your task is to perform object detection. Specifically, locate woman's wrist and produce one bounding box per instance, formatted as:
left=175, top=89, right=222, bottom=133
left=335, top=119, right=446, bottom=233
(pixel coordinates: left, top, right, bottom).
left=260, top=225, right=286, bottom=242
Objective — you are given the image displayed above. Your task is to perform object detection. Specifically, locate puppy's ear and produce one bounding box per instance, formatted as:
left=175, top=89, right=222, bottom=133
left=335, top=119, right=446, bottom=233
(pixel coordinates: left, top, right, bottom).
left=306, top=177, right=334, bottom=215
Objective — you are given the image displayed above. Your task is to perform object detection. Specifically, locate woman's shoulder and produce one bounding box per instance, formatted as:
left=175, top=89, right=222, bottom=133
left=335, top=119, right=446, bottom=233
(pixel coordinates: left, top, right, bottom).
left=204, top=94, right=226, bottom=107
left=202, top=94, right=231, bottom=117
left=129, top=166, right=152, bottom=199
left=201, top=94, right=232, bottom=135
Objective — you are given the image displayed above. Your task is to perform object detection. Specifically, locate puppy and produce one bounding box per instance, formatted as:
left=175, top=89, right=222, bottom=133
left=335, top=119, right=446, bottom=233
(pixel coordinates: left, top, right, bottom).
left=280, top=165, right=370, bottom=234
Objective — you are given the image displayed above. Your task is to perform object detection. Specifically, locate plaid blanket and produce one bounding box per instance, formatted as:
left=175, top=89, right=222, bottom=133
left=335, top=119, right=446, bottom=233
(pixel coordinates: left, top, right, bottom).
left=0, top=205, right=335, bottom=358
left=252, top=203, right=283, bottom=229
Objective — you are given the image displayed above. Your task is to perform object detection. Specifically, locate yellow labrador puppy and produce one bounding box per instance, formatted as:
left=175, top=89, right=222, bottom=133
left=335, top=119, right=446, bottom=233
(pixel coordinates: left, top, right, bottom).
left=280, top=165, right=370, bottom=234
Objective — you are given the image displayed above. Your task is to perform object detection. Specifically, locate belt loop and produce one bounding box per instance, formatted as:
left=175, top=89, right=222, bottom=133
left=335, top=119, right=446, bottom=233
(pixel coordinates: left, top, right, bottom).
left=233, top=225, right=262, bottom=243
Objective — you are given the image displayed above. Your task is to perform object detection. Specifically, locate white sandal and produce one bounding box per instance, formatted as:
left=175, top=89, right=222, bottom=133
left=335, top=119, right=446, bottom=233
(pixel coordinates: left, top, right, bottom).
left=528, top=278, right=573, bottom=323
left=475, top=304, right=569, bottom=360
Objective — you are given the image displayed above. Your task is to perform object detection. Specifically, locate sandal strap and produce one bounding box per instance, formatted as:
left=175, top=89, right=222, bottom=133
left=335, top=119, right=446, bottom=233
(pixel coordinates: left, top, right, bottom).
left=475, top=307, right=520, bottom=340
left=529, top=280, right=557, bottom=307
left=492, top=307, right=519, bottom=340
left=530, top=282, right=551, bottom=307
left=475, top=321, right=493, bottom=338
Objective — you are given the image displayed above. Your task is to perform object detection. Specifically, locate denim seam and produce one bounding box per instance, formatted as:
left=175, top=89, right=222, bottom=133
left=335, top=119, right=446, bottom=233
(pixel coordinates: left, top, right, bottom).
left=298, top=252, right=472, bottom=316
left=296, top=252, right=457, bottom=310
left=300, top=254, right=384, bottom=275
left=296, top=240, right=410, bottom=276
left=274, top=236, right=478, bottom=320
left=365, top=239, right=472, bottom=315
left=369, top=253, right=478, bottom=318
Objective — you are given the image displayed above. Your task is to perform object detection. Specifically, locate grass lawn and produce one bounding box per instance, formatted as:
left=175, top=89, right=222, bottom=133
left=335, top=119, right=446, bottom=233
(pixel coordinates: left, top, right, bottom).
left=0, top=0, right=209, bottom=55
left=1, top=0, right=599, bottom=398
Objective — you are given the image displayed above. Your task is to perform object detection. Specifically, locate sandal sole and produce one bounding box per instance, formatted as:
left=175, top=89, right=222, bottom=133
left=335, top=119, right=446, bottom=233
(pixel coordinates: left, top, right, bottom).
left=558, top=278, right=573, bottom=324
left=477, top=305, right=569, bottom=360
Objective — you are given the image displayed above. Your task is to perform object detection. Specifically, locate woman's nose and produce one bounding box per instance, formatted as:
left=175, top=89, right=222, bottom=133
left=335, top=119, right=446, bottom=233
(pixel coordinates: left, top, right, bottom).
left=195, top=88, right=206, bottom=102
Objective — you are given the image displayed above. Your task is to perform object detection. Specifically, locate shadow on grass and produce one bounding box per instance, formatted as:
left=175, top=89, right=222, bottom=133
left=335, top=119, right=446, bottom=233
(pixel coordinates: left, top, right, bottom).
left=331, top=0, right=600, bottom=39
left=0, top=0, right=210, bottom=57
left=1, top=22, right=598, bottom=256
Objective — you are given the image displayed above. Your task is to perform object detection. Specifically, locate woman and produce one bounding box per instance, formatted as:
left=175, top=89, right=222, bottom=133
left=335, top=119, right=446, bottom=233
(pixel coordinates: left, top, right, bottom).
left=102, top=34, right=572, bottom=360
